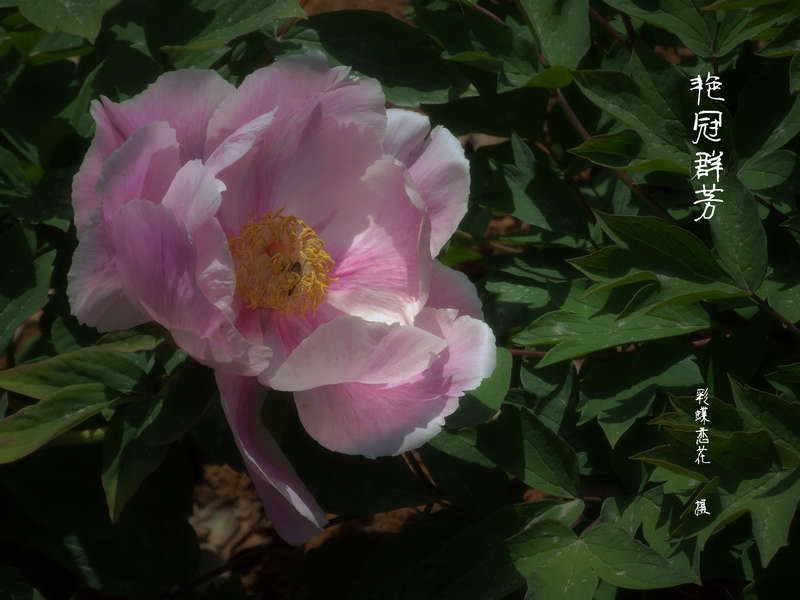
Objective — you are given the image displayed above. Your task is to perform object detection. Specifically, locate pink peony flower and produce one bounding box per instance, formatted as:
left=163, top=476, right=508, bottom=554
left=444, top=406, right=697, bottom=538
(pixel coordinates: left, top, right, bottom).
left=68, top=52, right=496, bottom=544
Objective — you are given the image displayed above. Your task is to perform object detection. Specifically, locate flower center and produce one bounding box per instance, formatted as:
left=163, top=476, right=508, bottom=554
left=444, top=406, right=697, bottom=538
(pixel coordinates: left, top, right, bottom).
left=228, top=209, right=335, bottom=316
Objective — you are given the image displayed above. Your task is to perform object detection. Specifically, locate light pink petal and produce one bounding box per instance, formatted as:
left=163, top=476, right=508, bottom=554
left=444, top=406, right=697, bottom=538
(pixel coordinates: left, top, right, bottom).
left=100, top=70, right=235, bottom=162
left=72, top=100, right=126, bottom=230
left=161, top=159, right=224, bottom=232
left=324, top=157, right=432, bottom=325
left=205, top=109, right=276, bottom=175
left=384, top=111, right=470, bottom=257
left=268, top=315, right=446, bottom=391
left=66, top=219, right=149, bottom=331
left=205, top=52, right=384, bottom=156
left=293, top=309, right=495, bottom=458
left=383, top=109, right=430, bottom=166
left=427, top=261, right=484, bottom=319
left=112, top=200, right=271, bottom=376
left=408, top=126, right=470, bottom=256
left=192, top=218, right=236, bottom=320
left=97, top=121, right=181, bottom=223
left=216, top=372, right=327, bottom=545
left=248, top=304, right=342, bottom=385
left=413, top=308, right=497, bottom=397
left=214, top=104, right=383, bottom=238
left=294, top=383, right=457, bottom=459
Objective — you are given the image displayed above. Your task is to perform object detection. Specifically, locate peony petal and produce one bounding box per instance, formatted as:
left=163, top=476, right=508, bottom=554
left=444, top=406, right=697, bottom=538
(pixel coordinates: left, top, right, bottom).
left=324, top=157, right=432, bottom=326
left=161, top=159, right=224, bottom=232
left=383, top=108, right=430, bottom=166
left=216, top=372, right=327, bottom=545
left=112, top=200, right=271, bottom=376
left=205, top=108, right=276, bottom=176
left=213, top=103, right=383, bottom=239
left=66, top=219, right=149, bottom=331
left=293, top=308, right=495, bottom=458
left=427, top=261, right=484, bottom=319
left=101, top=69, right=235, bottom=162
left=413, top=308, right=496, bottom=397
left=408, top=126, right=470, bottom=257
left=384, top=110, right=470, bottom=257
left=97, top=121, right=181, bottom=224
left=205, top=52, right=384, bottom=156
left=268, top=315, right=446, bottom=391
left=192, top=218, right=236, bottom=321
left=294, top=383, right=456, bottom=459
left=72, top=100, right=126, bottom=230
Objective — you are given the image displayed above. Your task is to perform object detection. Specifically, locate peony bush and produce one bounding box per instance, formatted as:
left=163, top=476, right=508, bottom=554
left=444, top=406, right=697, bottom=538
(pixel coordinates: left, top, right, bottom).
left=2, top=2, right=797, bottom=597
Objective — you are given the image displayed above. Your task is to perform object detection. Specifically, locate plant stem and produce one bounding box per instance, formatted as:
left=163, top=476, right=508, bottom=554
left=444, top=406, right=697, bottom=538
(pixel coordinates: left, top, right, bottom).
left=473, top=3, right=505, bottom=25
left=748, top=291, right=800, bottom=340
left=589, top=6, right=629, bottom=47
left=509, top=348, right=548, bottom=357
left=552, top=89, right=679, bottom=224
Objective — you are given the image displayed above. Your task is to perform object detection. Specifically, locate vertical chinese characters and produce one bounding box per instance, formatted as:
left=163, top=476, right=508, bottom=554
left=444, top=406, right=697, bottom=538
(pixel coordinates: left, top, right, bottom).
left=693, top=386, right=712, bottom=516
left=690, top=73, right=725, bottom=222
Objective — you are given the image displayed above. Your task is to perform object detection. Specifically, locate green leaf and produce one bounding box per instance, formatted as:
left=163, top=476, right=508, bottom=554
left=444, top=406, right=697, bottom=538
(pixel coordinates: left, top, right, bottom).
left=582, top=522, right=700, bottom=588
left=739, top=149, right=798, bottom=191
left=515, top=280, right=710, bottom=367
left=568, top=130, right=642, bottom=168
left=682, top=466, right=800, bottom=566
left=421, top=429, right=510, bottom=512
left=791, top=53, right=800, bottom=93
left=0, top=225, right=54, bottom=353
left=570, top=211, right=745, bottom=313
left=517, top=0, right=590, bottom=68
left=571, top=69, right=689, bottom=173
left=0, top=346, right=147, bottom=400
left=139, top=359, right=215, bottom=446
left=736, top=61, right=800, bottom=164
left=603, top=0, right=715, bottom=57
left=271, top=11, right=471, bottom=106
left=518, top=522, right=597, bottom=600
left=715, top=9, right=793, bottom=57
left=520, top=65, right=573, bottom=88
left=18, top=0, right=120, bottom=43
left=0, top=145, right=30, bottom=196
left=520, top=360, right=577, bottom=432
left=150, top=0, right=305, bottom=58
left=447, top=347, right=511, bottom=427
left=101, top=397, right=169, bottom=522
left=0, top=445, right=199, bottom=596
left=757, top=18, right=800, bottom=57
left=477, top=403, right=579, bottom=497
left=501, top=132, right=590, bottom=236
left=579, top=341, right=703, bottom=447
left=708, top=174, right=767, bottom=291
left=406, top=504, right=591, bottom=600
left=766, top=363, right=800, bottom=401
left=731, top=378, right=800, bottom=461
left=0, top=383, right=114, bottom=463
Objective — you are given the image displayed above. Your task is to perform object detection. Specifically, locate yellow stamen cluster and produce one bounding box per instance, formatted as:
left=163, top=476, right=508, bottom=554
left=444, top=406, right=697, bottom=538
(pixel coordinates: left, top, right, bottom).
left=228, top=208, right=335, bottom=316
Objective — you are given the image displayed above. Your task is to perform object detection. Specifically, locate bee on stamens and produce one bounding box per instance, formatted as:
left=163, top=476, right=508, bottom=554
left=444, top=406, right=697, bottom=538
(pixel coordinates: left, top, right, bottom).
left=287, top=261, right=302, bottom=297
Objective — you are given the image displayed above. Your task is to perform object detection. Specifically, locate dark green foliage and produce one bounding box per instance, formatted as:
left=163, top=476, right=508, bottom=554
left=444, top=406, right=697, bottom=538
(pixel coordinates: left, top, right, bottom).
left=0, top=0, right=799, bottom=598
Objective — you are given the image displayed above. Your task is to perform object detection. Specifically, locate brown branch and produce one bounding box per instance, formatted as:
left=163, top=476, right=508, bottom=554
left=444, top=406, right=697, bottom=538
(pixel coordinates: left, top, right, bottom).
left=473, top=3, right=505, bottom=25
left=551, top=90, right=678, bottom=224
left=622, top=14, right=636, bottom=43
left=748, top=291, right=800, bottom=340
left=754, top=194, right=789, bottom=220
left=589, top=6, right=629, bottom=47
left=509, top=348, right=548, bottom=357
